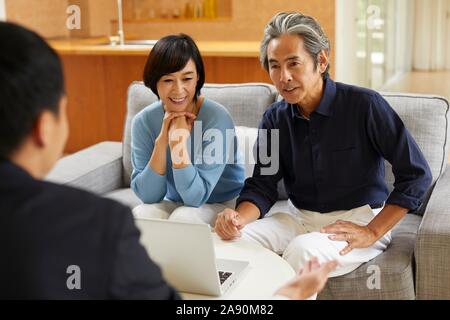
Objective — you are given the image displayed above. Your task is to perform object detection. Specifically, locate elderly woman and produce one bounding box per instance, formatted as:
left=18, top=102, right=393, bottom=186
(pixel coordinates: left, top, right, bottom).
left=130, top=34, right=245, bottom=225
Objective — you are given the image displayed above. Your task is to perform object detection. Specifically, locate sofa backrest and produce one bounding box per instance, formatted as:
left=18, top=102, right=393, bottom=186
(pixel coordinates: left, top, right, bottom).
left=380, top=93, right=449, bottom=192
left=124, top=82, right=450, bottom=204
left=123, top=82, right=278, bottom=186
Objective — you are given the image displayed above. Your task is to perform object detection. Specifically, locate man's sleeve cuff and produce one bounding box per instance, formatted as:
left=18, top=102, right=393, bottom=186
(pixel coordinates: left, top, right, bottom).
left=386, top=190, right=422, bottom=211
left=236, top=192, right=273, bottom=218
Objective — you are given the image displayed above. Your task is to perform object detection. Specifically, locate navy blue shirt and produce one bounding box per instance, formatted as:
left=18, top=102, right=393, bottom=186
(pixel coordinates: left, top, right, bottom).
left=237, top=78, right=432, bottom=216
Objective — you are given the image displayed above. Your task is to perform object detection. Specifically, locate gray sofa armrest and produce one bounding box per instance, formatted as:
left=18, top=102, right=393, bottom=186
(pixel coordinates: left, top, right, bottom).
left=415, top=164, right=450, bottom=299
left=45, top=142, right=123, bottom=195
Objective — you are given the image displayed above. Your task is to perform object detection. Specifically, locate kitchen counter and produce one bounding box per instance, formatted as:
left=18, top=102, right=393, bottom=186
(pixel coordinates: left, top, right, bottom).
left=49, top=37, right=261, bottom=57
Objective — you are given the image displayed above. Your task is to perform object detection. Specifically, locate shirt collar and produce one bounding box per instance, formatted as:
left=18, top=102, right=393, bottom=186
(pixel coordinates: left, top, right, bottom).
left=290, top=77, right=336, bottom=119
left=291, top=105, right=310, bottom=120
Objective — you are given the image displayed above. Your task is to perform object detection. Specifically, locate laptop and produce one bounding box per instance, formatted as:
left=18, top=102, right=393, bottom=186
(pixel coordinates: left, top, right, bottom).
left=135, top=218, right=250, bottom=296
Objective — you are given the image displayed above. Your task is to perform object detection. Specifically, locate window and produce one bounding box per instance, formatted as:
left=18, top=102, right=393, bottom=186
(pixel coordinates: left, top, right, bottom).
left=335, top=0, right=413, bottom=89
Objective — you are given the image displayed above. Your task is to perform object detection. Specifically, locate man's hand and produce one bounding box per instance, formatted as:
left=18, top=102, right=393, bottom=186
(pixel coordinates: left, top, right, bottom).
left=275, top=257, right=337, bottom=300
left=321, top=220, right=378, bottom=255
left=214, top=208, right=245, bottom=240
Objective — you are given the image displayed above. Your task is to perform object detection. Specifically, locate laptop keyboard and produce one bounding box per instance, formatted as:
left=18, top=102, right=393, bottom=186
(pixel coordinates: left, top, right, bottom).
left=218, top=271, right=233, bottom=284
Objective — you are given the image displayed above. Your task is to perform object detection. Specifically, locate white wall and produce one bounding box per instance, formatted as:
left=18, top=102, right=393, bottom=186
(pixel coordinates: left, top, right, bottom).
left=0, top=0, right=6, bottom=21
left=335, top=0, right=358, bottom=85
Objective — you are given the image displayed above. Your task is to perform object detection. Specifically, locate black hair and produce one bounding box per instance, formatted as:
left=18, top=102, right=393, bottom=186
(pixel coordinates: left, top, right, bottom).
left=143, top=33, right=205, bottom=99
left=0, top=22, right=65, bottom=160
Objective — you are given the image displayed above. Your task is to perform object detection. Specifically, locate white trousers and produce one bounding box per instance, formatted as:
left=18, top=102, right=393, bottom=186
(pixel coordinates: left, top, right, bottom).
left=241, top=200, right=392, bottom=278
left=132, top=199, right=236, bottom=226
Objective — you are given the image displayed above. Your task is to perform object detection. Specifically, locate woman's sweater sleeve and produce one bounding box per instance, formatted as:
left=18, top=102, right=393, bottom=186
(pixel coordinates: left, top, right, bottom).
left=130, top=113, right=167, bottom=204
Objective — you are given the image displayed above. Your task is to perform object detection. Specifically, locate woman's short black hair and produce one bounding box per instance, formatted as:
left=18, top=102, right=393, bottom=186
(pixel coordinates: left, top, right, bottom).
left=143, top=34, right=205, bottom=99
left=0, top=22, right=65, bottom=160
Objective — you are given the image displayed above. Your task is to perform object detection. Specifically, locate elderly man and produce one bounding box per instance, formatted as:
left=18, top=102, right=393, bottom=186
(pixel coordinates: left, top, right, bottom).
left=215, top=12, right=432, bottom=278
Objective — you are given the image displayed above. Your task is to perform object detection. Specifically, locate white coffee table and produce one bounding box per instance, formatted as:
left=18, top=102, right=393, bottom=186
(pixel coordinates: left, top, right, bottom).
left=181, top=232, right=296, bottom=300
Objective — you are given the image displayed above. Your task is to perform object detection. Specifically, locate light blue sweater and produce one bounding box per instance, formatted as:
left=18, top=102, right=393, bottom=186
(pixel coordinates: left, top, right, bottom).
left=130, top=98, right=245, bottom=207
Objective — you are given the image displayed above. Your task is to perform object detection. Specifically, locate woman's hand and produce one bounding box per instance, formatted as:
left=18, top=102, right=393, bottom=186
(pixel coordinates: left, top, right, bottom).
left=149, top=111, right=195, bottom=176
left=168, top=115, right=195, bottom=149
left=157, top=111, right=196, bottom=146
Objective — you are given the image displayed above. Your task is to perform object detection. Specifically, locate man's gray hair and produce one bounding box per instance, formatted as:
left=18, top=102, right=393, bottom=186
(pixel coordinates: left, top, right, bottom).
left=260, top=12, right=330, bottom=79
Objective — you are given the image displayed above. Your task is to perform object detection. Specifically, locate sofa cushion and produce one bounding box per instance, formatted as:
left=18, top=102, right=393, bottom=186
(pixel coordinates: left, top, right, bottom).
left=123, top=82, right=278, bottom=187
left=198, top=83, right=278, bottom=128
left=318, top=213, right=421, bottom=300
left=380, top=93, right=449, bottom=195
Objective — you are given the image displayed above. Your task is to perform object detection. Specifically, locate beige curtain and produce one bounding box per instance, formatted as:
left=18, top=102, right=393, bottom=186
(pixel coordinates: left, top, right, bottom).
left=413, top=0, right=450, bottom=70
left=0, top=0, right=6, bottom=21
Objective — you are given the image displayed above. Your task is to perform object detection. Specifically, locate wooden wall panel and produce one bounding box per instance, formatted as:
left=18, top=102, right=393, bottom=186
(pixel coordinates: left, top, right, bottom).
left=67, top=0, right=91, bottom=38
left=61, top=54, right=148, bottom=152
left=203, top=57, right=271, bottom=84
left=5, top=0, right=69, bottom=38
left=102, top=55, right=148, bottom=141
left=60, top=55, right=108, bottom=153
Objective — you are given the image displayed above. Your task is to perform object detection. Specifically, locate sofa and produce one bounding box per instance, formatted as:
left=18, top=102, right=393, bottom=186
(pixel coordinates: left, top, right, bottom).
left=47, top=82, right=450, bottom=299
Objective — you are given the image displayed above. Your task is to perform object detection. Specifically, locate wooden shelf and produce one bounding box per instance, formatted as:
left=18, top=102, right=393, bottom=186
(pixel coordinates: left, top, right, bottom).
left=122, top=0, right=232, bottom=24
